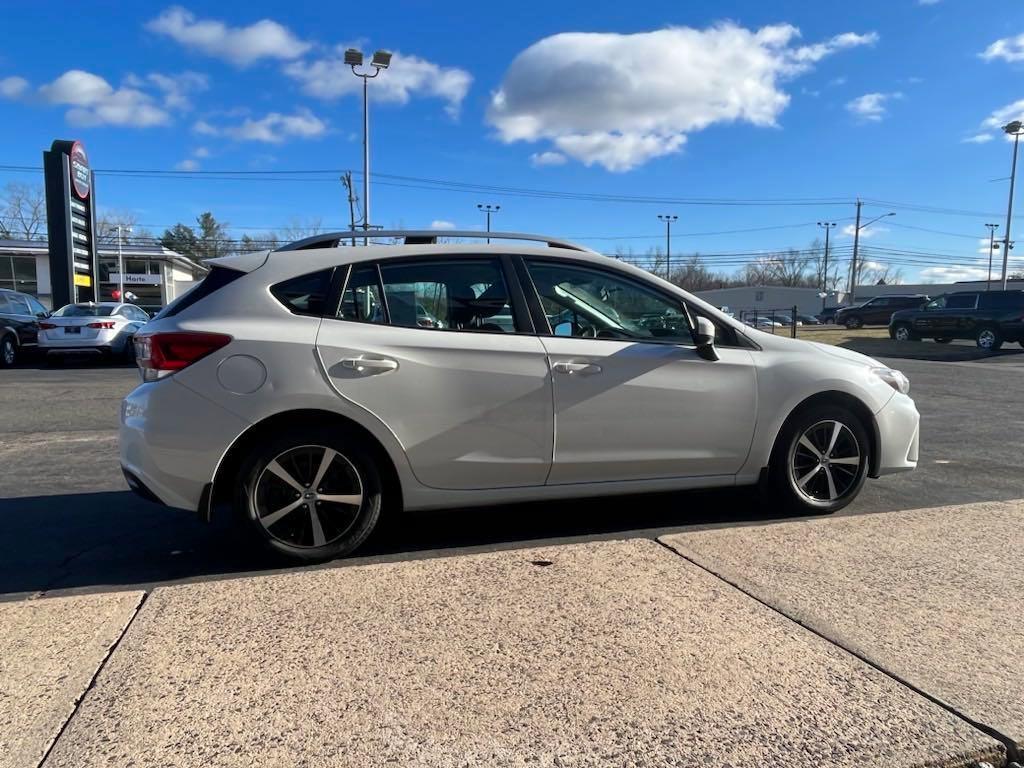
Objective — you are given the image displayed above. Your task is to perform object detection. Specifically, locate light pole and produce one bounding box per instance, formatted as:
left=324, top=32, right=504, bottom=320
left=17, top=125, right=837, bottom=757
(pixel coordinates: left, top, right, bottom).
left=115, top=225, right=131, bottom=302
left=985, top=223, right=1000, bottom=291
left=1000, top=120, right=1023, bottom=289
left=346, top=48, right=392, bottom=244
left=477, top=204, right=500, bottom=243
left=817, top=221, right=836, bottom=311
left=849, top=203, right=894, bottom=302
left=657, top=214, right=678, bottom=281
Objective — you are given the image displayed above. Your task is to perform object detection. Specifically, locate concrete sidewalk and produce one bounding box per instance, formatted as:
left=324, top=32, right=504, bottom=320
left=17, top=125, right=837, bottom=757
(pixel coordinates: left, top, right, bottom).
left=27, top=539, right=1002, bottom=768
left=662, top=499, right=1024, bottom=760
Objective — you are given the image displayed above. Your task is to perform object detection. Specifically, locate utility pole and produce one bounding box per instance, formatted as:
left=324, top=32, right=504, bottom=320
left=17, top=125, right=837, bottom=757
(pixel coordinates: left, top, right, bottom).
left=341, top=172, right=358, bottom=246
left=1001, top=121, right=1023, bottom=289
left=477, top=204, right=500, bottom=243
left=657, top=214, right=678, bottom=281
left=817, top=221, right=836, bottom=311
left=347, top=49, right=392, bottom=245
left=115, top=224, right=131, bottom=303
left=849, top=200, right=862, bottom=303
left=985, top=223, right=999, bottom=291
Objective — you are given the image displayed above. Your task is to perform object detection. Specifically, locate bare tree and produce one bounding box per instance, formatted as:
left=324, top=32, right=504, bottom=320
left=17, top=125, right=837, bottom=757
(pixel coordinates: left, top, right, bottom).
left=96, top=210, right=154, bottom=246
left=277, top=217, right=324, bottom=243
left=858, top=262, right=904, bottom=286
left=1, top=182, right=47, bottom=240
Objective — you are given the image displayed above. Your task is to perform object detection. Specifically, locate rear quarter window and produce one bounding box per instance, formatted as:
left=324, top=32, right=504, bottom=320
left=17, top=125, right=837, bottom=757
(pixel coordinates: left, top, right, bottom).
left=271, top=268, right=335, bottom=317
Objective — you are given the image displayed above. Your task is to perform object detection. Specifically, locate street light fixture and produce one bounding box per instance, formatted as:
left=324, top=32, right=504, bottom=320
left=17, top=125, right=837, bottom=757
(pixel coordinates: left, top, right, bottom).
left=348, top=48, right=392, bottom=244
left=1000, top=120, right=1024, bottom=289
left=657, top=214, right=678, bottom=281
left=477, top=204, right=500, bottom=243
left=817, top=221, right=836, bottom=311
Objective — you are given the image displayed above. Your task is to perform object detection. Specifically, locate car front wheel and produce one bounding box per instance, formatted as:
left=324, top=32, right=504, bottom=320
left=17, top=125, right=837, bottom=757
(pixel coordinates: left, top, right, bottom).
left=892, top=323, right=917, bottom=342
left=0, top=335, right=16, bottom=367
left=975, top=326, right=1003, bottom=351
left=237, top=428, right=383, bottom=563
left=844, top=316, right=863, bottom=329
left=768, top=404, right=869, bottom=515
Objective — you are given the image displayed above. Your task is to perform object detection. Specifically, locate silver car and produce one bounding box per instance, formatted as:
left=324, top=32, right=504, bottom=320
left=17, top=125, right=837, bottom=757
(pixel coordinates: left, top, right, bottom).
left=120, top=230, right=919, bottom=563
left=39, top=302, right=149, bottom=361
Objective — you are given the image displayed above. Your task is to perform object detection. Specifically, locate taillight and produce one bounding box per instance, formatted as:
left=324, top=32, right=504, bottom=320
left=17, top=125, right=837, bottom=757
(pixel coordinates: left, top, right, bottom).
left=87, top=321, right=116, bottom=329
left=135, top=332, right=232, bottom=381
left=39, top=322, right=57, bottom=330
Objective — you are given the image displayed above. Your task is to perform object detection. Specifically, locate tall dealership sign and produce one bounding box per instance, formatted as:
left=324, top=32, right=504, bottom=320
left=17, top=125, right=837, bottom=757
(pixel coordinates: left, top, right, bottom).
left=43, top=140, right=99, bottom=305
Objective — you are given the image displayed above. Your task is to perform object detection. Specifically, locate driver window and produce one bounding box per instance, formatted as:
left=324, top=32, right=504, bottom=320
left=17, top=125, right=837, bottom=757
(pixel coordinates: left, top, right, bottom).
left=925, top=296, right=947, bottom=310
left=525, top=260, right=691, bottom=343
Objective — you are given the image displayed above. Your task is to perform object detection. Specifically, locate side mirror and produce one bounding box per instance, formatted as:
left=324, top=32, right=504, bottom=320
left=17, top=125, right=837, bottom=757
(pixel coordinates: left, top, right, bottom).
left=693, top=316, right=719, bottom=361
left=553, top=321, right=573, bottom=337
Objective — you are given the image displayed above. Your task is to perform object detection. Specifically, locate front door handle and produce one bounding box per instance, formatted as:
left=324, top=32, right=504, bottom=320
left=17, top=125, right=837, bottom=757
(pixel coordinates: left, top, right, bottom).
left=552, top=360, right=601, bottom=375
left=339, top=356, right=398, bottom=374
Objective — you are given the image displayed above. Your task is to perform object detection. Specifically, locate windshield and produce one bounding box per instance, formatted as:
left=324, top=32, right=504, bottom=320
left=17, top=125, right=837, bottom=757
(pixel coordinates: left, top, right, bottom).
left=53, top=305, right=115, bottom=317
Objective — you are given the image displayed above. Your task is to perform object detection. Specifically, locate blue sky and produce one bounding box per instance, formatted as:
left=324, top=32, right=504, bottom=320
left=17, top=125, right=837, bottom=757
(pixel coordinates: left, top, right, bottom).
left=2, top=0, right=1024, bottom=283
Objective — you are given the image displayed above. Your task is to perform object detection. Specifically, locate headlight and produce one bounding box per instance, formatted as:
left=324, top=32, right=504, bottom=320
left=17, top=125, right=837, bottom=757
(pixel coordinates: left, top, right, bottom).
left=871, top=366, right=910, bottom=395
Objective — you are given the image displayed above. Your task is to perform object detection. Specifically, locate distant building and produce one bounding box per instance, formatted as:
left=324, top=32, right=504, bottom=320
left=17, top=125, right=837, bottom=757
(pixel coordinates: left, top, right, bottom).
left=0, top=239, right=208, bottom=311
left=852, top=278, right=1024, bottom=302
left=695, top=286, right=847, bottom=318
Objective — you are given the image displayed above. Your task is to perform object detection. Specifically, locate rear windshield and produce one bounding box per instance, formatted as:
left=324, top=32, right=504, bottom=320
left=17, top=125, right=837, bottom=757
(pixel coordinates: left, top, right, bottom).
left=53, top=305, right=115, bottom=317
left=155, top=267, right=244, bottom=320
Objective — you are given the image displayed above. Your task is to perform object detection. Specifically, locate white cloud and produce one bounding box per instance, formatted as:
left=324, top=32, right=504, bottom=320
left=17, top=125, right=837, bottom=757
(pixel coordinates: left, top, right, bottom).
left=963, top=133, right=994, bottom=144
left=0, top=76, right=28, bottom=98
left=207, top=108, right=328, bottom=143
left=846, top=92, right=901, bottom=122
left=38, top=70, right=169, bottom=127
left=144, top=71, right=208, bottom=110
left=981, top=98, right=1024, bottom=130
left=530, top=151, right=567, bottom=167
left=430, top=220, right=456, bottom=230
left=981, top=33, right=1024, bottom=63
left=284, top=49, right=472, bottom=117
left=487, top=23, right=877, bottom=172
left=920, top=265, right=990, bottom=282
left=193, top=146, right=210, bottom=157
left=175, top=158, right=200, bottom=171
left=842, top=224, right=888, bottom=239
left=146, top=6, right=311, bottom=67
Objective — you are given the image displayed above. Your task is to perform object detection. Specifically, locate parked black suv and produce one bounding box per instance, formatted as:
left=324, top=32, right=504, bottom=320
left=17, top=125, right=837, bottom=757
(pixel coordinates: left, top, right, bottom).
left=834, top=294, right=929, bottom=328
left=889, top=290, right=1024, bottom=350
left=0, top=288, right=49, bottom=366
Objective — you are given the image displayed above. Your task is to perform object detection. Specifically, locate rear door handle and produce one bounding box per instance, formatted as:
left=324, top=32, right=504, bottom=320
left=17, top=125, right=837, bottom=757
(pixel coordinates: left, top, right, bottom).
left=552, top=360, right=601, bottom=375
left=339, top=356, right=398, bottom=374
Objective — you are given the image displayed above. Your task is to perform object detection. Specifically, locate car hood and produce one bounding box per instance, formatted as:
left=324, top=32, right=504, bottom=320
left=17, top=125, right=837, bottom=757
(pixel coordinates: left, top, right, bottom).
left=805, top=340, right=883, bottom=368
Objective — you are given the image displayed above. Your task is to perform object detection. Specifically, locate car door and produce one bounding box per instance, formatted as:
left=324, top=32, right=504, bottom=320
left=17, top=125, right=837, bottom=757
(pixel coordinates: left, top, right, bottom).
left=315, top=256, right=553, bottom=491
left=5, top=293, right=38, bottom=345
left=522, top=258, right=757, bottom=485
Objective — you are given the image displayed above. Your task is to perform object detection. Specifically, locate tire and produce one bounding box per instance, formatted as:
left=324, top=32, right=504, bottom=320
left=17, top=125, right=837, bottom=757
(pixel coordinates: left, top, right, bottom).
left=975, top=326, right=1003, bottom=351
left=892, top=323, right=917, bottom=342
left=0, top=335, right=16, bottom=367
left=844, top=316, right=863, bottom=329
left=236, top=427, right=383, bottom=563
left=934, top=337, right=953, bottom=344
left=767, top=403, right=870, bottom=515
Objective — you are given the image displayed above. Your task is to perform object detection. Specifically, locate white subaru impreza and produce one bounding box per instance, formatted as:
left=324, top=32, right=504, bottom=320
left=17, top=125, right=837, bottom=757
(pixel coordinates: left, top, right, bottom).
left=121, top=231, right=919, bottom=562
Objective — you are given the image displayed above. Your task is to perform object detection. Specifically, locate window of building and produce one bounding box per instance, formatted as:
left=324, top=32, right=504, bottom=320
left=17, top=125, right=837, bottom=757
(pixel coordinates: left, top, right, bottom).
left=755, top=290, right=765, bottom=302
left=0, top=256, right=38, bottom=295
left=526, top=260, right=690, bottom=343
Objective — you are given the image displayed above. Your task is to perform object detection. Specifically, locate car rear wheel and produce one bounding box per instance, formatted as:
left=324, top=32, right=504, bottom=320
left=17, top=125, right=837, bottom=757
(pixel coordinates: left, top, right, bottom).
left=0, top=335, right=16, bottom=367
left=892, top=323, right=917, bottom=342
left=237, top=428, right=383, bottom=563
left=844, top=316, right=863, bottom=329
left=975, top=326, right=1003, bottom=351
left=768, top=404, right=869, bottom=515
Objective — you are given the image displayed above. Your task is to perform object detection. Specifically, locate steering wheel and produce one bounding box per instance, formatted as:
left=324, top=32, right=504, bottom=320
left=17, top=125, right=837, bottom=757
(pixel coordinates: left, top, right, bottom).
left=578, top=321, right=597, bottom=338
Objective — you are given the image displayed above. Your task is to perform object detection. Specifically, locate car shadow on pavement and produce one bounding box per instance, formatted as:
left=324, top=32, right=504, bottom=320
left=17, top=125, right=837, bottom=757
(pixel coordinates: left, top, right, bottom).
left=0, top=486, right=804, bottom=597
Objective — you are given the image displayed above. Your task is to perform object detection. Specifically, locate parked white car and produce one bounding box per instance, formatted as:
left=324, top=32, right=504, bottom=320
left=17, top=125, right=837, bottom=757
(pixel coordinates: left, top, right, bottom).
left=121, top=231, right=919, bottom=562
left=39, top=302, right=149, bottom=361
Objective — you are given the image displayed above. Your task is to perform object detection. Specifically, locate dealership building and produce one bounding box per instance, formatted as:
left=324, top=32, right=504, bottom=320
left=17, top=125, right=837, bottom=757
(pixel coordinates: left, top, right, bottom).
left=0, top=238, right=208, bottom=312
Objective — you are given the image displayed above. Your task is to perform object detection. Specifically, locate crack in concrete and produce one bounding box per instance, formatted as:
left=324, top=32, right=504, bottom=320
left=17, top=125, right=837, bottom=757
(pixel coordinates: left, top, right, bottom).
left=653, top=537, right=1018, bottom=766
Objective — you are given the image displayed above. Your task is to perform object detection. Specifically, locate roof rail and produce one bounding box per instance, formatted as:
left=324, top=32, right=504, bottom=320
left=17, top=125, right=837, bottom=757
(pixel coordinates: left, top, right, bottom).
left=274, top=230, right=597, bottom=254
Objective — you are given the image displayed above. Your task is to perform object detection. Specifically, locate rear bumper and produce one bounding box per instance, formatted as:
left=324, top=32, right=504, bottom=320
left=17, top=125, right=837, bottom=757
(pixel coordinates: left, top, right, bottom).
left=120, top=378, right=250, bottom=512
left=873, top=392, right=920, bottom=477
left=40, top=329, right=131, bottom=352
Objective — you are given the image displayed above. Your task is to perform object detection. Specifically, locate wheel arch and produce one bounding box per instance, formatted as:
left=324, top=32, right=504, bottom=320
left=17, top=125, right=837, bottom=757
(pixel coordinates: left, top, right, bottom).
left=209, top=408, right=404, bottom=521
left=771, top=390, right=881, bottom=479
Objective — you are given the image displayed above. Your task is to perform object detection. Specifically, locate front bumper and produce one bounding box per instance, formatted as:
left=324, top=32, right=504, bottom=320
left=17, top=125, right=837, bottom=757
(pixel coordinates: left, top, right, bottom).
left=873, top=392, right=920, bottom=476
left=120, top=378, right=250, bottom=512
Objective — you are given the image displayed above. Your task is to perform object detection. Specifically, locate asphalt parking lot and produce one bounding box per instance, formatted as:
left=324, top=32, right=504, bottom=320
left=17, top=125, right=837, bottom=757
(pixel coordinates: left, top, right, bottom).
left=2, top=352, right=1023, bottom=600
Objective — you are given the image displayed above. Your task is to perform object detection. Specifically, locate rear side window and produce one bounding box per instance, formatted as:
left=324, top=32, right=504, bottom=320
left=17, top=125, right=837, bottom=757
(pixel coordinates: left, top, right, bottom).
left=945, top=294, right=978, bottom=310
left=978, top=292, right=1024, bottom=310
left=157, top=267, right=244, bottom=319
left=337, top=265, right=386, bottom=324
left=271, top=268, right=334, bottom=316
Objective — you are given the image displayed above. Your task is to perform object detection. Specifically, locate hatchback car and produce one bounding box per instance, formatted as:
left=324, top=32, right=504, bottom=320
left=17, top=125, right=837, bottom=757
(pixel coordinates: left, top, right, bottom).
left=0, top=288, right=49, bottom=367
left=39, top=302, right=149, bottom=361
left=121, top=231, right=920, bottom=562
